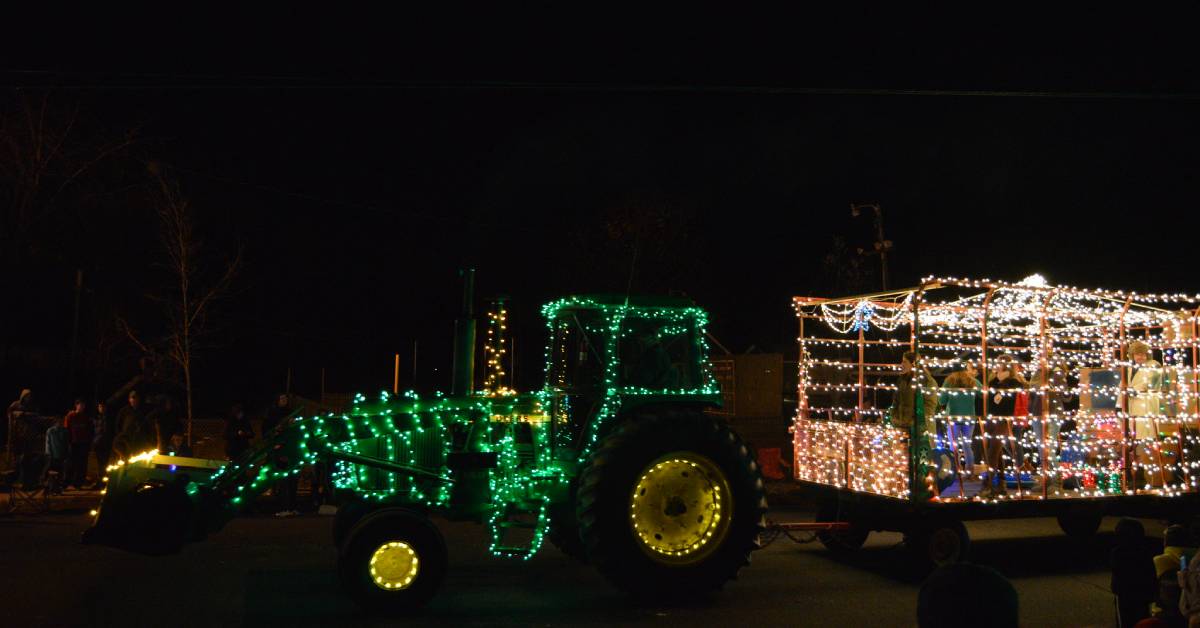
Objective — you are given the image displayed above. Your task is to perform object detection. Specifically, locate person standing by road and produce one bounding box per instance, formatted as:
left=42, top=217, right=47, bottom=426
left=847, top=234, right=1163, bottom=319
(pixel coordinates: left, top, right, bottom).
left=1180, top=547, right=1200, bottom=627
left=63, top=399, right=93, bottom=489
left=7, top=389, right=40, bottom=484
left=148, top=395, right=180, bottom=452
left=44, top=415, right=69, bottom=494
left=224, top=404, right=254, bottom=461
left=264, top=394, right=300, bottom=516
left=89, top=401, right=112, bottom=488
left=113, top=390, right=152, bottom=459
left=1111, top=517, right=1156, bottom=627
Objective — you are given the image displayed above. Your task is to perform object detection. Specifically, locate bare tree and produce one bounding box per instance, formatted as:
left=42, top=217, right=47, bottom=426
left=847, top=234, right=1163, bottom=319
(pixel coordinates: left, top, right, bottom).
left=0, top=90, right=138, bottom=263
left=122, top=167, right=242, bottom=445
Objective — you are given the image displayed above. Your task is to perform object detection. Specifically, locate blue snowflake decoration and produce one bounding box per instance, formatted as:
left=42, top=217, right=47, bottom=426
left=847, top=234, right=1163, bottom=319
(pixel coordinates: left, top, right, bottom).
left=851, top=300, right=876, bottom=332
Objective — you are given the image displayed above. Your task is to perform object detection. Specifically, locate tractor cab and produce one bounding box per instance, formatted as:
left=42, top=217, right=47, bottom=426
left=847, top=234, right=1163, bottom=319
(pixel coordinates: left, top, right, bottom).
left=541, top=295, right=720, bottom=457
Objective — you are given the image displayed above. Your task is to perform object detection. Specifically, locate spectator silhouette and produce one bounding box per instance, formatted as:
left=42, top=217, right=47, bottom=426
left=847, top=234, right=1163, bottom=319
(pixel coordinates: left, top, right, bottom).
left=1112, top=518, right=1157, bottom=627
left=917, top=562, right=1018, bottom=628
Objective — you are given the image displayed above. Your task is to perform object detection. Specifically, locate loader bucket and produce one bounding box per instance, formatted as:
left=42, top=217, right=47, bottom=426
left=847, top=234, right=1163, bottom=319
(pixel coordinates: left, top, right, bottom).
left=82, top=452, right=228, bottom=556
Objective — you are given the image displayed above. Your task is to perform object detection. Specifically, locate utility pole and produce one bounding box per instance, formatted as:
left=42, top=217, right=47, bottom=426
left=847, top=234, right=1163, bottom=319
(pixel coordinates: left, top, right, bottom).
left=850, top=202, right=893, bottom=290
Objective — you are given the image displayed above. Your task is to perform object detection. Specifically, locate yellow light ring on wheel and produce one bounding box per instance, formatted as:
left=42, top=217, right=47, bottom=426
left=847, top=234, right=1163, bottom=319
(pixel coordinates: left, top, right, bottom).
left=369, top=541, right=420, bottom=590
left=629, top=451, right=734, bottom=565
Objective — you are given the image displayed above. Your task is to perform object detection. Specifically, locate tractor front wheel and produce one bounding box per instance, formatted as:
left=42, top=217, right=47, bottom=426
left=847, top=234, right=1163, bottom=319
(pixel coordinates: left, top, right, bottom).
left=332, top=498, right=373, bottom=549
left=338, top=508, right=447, bottom=613
left=548, top=481, right=588, bottom=562
left=577, top=410, right=767, bottom=598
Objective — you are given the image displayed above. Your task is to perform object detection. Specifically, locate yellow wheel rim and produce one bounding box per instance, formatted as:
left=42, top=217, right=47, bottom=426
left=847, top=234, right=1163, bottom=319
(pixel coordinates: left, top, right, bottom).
left=629, top=452, right=733, bottom=565
left=369, top=541, right=420, bottom=590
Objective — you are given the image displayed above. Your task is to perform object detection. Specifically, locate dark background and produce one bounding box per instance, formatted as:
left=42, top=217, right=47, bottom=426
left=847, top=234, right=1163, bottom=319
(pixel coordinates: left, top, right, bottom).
left=3, top=19, right=1199, bottom=416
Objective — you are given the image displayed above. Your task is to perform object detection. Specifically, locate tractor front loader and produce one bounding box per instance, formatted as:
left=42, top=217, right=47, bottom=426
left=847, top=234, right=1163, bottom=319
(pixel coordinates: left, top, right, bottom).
left=83, top=294, right=767, bottom=613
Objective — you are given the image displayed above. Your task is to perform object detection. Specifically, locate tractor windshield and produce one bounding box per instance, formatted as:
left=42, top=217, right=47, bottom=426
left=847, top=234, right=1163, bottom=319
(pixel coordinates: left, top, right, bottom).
left=618, top=318, right=699, bottom=391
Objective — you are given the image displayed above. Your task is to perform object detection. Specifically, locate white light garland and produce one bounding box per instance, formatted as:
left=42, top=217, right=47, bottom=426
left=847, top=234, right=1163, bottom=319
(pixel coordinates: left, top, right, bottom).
left=793, top=275, right=1200, bottom=503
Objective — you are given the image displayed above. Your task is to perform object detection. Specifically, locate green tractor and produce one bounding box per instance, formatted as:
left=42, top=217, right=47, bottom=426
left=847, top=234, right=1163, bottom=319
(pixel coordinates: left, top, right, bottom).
left=83, top=294, right=767, bottom=612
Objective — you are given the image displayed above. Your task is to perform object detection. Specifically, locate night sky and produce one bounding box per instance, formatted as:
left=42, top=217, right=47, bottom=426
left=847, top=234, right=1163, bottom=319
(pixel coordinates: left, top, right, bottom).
left=5, top=25, right=1200, bottom=415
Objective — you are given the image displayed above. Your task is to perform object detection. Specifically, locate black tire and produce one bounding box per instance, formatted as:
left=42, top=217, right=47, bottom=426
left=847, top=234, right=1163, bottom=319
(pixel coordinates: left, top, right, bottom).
left=576, top=409, right=767, bottom=598
left=333, top=499, right=374, bottom=549
left=815, top=500, right=869, bottom=554
left=1057, top=512, right=1103, bottom=538
left=906, top=518, right=969, bottom=571
left=548, top=482, right=588, bottom=562
left=337, top=508, right=447, bottom=614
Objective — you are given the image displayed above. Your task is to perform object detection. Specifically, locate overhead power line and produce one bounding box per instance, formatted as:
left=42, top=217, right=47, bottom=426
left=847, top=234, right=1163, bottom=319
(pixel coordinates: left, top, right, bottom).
left=4, top=69, right=1200, bottom=100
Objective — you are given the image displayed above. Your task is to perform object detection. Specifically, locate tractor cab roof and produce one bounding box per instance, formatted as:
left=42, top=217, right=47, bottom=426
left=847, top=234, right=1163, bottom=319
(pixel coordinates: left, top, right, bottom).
left=541, top=294, right=705, bottom=321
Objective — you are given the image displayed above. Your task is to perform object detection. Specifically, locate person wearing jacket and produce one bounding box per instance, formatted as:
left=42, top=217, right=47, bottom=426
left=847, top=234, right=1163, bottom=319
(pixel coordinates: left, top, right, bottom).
left=63, top=399, right=93, bottom=489
left=1127, top=341, right=1164, bottom=487
left=1152, top=524, right=1196, bottom=624
left=89, top=401, right=112, bottom=489
left=1111, top=517, right=1156, bottom=627
left=224, top=403, right=254, bottom=461
left=113, top=390, right=152, bottom=459
left=890, top=351, right=939, bottom=433
left=1029, top=365, right=1068, bottom=486
left=44, top=416, right=69, bottom=494
left=264, top=394, right=301, bottom=517
left=981, top=357, right=1026, bottom=499
left=1179, top=542, right=1200, bottom=626
left=8, top=389, right=41, bottom=484
left=148, top=395, right=180, bottom=452
left=939, top=361, right=981, bottom=473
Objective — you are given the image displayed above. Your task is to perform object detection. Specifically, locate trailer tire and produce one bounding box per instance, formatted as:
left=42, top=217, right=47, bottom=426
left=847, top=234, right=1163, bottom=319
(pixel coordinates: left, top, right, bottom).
left=906, top=518, right=969, bottom=571
left=577, top=410, right=767, bottom=599
left=1057, top=512, right=1103, bottom=539
left=815, top=501, right=869, bottom=553
left=338, top=508, right=447, bottom=614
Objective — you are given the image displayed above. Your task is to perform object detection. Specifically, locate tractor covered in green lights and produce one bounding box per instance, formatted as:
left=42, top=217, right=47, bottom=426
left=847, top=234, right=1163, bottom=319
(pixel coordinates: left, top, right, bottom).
left=83, top=295, right=767, bottom=613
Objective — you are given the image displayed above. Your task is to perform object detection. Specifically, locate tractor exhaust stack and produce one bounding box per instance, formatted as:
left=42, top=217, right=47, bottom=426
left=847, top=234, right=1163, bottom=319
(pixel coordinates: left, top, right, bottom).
left=451, top=268, right=476, bottom=396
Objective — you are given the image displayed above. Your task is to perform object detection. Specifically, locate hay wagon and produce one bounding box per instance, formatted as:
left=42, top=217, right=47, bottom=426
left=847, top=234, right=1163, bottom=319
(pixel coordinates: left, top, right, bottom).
left=791, top=276, right=1200, bottom=565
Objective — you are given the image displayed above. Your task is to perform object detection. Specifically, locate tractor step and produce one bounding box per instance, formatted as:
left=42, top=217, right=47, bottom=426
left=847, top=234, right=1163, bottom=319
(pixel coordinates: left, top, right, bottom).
left=490, top=545, right=533, bottom=558
left=494, top=520, right=537, bottom=529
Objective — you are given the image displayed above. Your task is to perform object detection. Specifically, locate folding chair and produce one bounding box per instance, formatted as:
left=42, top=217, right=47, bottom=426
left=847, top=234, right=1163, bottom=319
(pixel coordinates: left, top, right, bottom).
left=2, top=454, right=53, bottom=515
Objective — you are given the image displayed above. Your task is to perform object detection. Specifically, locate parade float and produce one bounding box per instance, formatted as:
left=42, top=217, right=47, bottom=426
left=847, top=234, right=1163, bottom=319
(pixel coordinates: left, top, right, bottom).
left=793, top=276, right=1200, bottom=565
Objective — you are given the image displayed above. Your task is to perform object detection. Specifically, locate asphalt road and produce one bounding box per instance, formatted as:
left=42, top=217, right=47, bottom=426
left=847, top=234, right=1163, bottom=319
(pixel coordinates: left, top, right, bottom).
left=1, top=497, right=1159, bottom=627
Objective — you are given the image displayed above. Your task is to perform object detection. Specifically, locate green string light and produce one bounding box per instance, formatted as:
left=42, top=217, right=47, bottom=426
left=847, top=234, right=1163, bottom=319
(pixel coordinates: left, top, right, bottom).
left=198, top=295, right=717, bottom=562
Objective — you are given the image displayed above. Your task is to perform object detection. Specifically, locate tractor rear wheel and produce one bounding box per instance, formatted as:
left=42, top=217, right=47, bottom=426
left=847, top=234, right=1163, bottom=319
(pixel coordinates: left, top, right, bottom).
left=338, top=508, right=447, bottom=613
left=577, top=410, right=767, bottom=598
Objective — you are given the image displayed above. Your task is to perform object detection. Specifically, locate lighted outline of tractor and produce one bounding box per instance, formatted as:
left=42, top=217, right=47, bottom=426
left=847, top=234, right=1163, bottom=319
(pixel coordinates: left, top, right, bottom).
left=83, top=291, right=767, bottom=613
